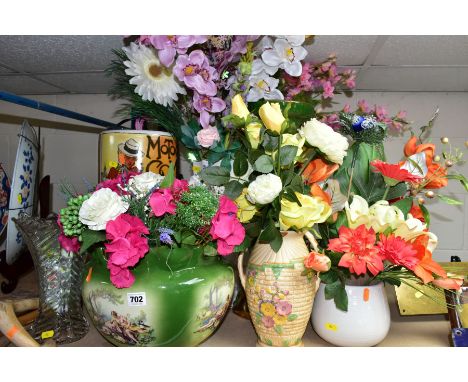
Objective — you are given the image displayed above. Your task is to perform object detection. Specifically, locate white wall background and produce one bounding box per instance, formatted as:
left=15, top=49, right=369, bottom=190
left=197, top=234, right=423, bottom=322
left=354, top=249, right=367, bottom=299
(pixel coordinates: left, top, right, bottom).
left=0, top=92, right=467, bottom=261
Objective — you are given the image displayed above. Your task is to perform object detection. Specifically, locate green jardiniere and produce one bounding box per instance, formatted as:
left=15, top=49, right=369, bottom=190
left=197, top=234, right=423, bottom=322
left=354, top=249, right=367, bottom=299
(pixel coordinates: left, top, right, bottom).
left=82, top=245, right=234, bottom=346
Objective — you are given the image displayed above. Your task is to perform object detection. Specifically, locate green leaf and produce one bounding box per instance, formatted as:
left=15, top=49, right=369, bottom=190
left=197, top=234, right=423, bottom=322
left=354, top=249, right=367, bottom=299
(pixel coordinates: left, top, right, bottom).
left=258, top=222, right=278, bottom=242
left=203, top=245, right=217, bottom=257
left=319, top=270, right=339, bottom=284
left=262, top=134, right=279, bottom=152
left=181, top=234, right=197, bottom=245
left=254, top=155, right=274, bottom=173
left=279, top=145, right=298, bottom=167
left=200, top=166, right=230, bottom=186
left=207, top=150, right=226, bottom=165
left=246, top=222, right=262, bottom=238
left=386, top=182, right=408, bottom=201
left=222, top=113, right=245, bottom=128
left=280, top=169, right=295, bottom=187
left=220, top=156, right=232, bottom=170
left=233, top=151, right=249, bottom=177
left=437, top=194, right=463, bottom=205
left=334, top=286, right=348, bottom=312
left=392, top=197, right=413, bottom=218
left=324, top=279, right=342, bottom=299
left=224, top=180, right=244, bottom=200
left=287, top=314, right=298, bottom=321
left=419, top=202, right=431, bottom=227
left=446, top=173, right=468, bottom=192
left=159, top=162, right=175, bottom=188
left=334, top=211, right=348, bottom=230
left=79, top=229, right=106, bottom=255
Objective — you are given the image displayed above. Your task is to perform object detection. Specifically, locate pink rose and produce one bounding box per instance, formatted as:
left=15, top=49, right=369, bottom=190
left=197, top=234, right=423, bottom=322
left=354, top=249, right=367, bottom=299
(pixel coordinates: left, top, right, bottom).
left=149, top=188, right=176, bottom=216
left=210, top=196, right=245, bottom=256
left=108, top=263, right=135, bottom=289
left=196, top=126, right=220, bottom=148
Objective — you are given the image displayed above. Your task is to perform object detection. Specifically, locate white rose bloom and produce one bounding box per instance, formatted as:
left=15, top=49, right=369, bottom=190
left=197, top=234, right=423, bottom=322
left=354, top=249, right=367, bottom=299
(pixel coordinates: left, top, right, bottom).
left=79, top=188, right=129, bottom=231
left=345, top=195, right=370, bottom=229
left=301, top=118, right=349, bottom=164
left=247, top=174, right=283, bottom=205
left=368, top=200, right=405, bottom=233
left=128, top=172, right=163, bottom=196
left=393, top=214, right=428, bottom=242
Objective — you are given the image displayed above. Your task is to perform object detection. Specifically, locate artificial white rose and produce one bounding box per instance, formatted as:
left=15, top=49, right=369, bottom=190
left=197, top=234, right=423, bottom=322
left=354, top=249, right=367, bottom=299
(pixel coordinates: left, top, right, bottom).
left=79, top=188, right=129, bottom=231
left=128, top=172, right=163, bottom=196
left=345, top=195, right=370, bottom=229
left=301, top=118, right=349, bottom=164
left=247, top=174, right=283, bottom=205
left=368, top=200, right=405, bottom=233
left=393, top=214, right=428, bottom=242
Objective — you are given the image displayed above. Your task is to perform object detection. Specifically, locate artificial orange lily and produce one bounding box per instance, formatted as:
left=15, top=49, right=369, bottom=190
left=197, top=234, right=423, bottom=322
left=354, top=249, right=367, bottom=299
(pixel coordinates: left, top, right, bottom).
left=410, top=235, right=447, bottom=284
left=402, top=136, right=448, bottom=189
left=431, top=277, right=463, bottom=290
left=409, top=204, right=425, bottom=222
left=310, top=183, right=332, bottom=206
left=302, top=158, right=338, bottom=185
left=404, top=136, right=435, bottom=165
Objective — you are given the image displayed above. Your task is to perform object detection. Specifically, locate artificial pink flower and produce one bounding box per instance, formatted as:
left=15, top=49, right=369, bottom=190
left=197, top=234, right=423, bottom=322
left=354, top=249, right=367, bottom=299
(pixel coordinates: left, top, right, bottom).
left=105, top=233, right=149, bottom=268
left=210, top=196, right=245, bottom=256
left=58, top=233, right=81, bottom=253
left=106, top=213, right=149, bottom=240
left=96, top=172, right=138, bottom=195
left=375, top=105, right=388, bottom=121
left=108, top=263, right=135, bottom=289
left=343, top=104, right=351, bottom=113
left=149, top=188, right=176, bottom=216
left=171, top=178, right=189, bottom=200
left=304, top=251, right=331, bottom=272
left=275, top=301, right=292, bottom=316
left=322, top=81, right=334, bottom=99
left=196, top=126, right=220, bottom=148
left=357, top=99, right=371, bottom=113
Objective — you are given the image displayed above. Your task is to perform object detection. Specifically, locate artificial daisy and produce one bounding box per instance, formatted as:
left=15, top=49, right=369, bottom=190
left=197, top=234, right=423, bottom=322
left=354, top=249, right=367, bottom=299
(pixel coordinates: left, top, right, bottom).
left=123, top=42, right=186, bottom=106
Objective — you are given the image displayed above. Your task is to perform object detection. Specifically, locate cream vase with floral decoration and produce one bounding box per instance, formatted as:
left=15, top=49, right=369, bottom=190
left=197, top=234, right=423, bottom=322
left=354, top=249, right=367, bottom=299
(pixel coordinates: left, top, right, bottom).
left=238, top=231, right=320, bottom=347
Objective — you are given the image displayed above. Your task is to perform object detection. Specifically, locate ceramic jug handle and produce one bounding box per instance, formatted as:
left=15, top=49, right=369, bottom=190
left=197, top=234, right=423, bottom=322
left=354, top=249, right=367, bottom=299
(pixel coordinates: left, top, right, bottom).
left=237, top=253, right=246, bottom=290
left=304, top=231, right=319, bottom=252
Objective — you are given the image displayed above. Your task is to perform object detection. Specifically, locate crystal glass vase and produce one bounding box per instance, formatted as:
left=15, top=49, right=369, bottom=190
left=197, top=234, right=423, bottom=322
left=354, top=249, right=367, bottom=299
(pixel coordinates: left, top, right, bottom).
left=12, top=213, right=89, bottom=344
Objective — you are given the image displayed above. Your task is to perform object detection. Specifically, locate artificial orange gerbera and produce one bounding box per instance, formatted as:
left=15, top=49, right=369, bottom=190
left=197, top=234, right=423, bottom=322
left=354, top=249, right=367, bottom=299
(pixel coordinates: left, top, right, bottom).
left=302, top=158, right=339, bottom=185
left=371, top=160, right=422, bottom=184
left=328, top=224, right=383, bottom=276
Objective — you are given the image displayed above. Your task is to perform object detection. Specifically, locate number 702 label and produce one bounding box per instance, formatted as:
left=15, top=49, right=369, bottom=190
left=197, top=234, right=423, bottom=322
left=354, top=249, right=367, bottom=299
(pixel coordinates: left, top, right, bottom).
left=127, top=292, right=146, bottom=306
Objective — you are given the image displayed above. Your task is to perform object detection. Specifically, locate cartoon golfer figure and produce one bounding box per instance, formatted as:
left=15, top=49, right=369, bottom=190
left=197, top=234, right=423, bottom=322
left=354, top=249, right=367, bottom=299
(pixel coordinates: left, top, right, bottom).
left=107, top=138, right=144, bottom=179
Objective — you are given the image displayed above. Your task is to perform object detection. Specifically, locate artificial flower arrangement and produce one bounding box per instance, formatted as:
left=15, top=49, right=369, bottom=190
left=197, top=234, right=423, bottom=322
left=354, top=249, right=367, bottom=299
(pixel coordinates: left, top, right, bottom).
left=57, top=165, right=245, bottom=288
left=301, top=113, right=468, bottom=310
left=107, top=35, right=409, bottom=174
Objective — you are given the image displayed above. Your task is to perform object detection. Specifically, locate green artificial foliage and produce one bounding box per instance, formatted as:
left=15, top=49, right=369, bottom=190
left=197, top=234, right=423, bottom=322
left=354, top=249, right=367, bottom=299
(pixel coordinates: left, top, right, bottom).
left=59, top=194, right=90, bottom=238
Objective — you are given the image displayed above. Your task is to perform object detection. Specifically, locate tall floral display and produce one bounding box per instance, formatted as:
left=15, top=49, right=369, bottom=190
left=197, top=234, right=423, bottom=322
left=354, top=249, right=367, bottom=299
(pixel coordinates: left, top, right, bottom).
left=63, top=35, right=468, bottom=347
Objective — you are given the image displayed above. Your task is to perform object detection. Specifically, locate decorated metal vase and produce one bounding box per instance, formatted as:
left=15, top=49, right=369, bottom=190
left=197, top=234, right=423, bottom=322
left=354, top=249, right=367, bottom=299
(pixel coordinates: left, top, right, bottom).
left=238, top=231, right=320, bottom=347
left=312, top=282, right=391, bottom=346
left=82, top=246, right=234, bottom=347
left=99, top=130, right=177, bottom=181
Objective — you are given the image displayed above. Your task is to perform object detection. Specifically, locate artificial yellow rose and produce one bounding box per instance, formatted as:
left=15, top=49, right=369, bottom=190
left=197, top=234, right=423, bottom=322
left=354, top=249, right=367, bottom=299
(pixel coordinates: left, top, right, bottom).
left=231, top=94, right=250, bottom=119
left=259, top=102, right=285, bottom=134
left=235, top=188, right=258, bottom=223
left=345, top=195, right=371, bottom=229
left=279, top=192, right=332, bottom=231
left=245, top=122, right=262, bottom=149
left=280, top=133, right=306, bottom=161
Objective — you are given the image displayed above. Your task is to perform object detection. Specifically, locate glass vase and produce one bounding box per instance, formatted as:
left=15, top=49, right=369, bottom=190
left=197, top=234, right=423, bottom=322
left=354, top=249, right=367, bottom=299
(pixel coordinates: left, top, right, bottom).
left=13, top=213, right=89, bottom=344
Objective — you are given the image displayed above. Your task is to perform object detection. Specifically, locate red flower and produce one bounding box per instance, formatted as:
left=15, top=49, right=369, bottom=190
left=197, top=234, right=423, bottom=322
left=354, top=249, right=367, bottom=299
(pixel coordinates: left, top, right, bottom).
left=410, top=235, right=447, bottom=284
left=328, top=224, right=383, bottom=276
left=96, top=171, right=139, bottom=195
left=371, top=160, right=423, bottom=184
left=377, top=234, right=420, bottom=269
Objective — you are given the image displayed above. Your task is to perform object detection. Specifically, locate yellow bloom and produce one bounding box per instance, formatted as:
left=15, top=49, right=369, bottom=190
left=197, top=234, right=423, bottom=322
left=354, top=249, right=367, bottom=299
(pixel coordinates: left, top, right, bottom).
left=259, top=102, right=285, bottom=134
left=273, top=314, right=287, bottom=325
left=231, top=94, right=250, bottom=119
left=108, top=160, right=118, bottom=169
left=235, top=188, right=258, bottom=223
left=245, top=122, right=262, bottom=149
left=260, top=302, right=276, bottom=317
left=279, top=192, right=332, bottom=231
